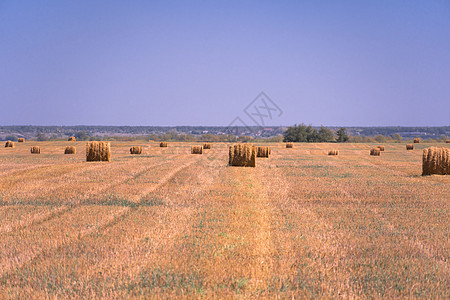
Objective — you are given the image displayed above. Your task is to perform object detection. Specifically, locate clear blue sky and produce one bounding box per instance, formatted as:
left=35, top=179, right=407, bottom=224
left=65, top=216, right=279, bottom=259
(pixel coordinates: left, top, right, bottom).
left=1, top=1, right=449, bottom=126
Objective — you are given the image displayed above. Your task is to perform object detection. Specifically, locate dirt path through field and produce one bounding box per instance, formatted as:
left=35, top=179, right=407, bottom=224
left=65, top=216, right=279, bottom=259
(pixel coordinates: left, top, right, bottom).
left=229, top=167, right=273, bottom=292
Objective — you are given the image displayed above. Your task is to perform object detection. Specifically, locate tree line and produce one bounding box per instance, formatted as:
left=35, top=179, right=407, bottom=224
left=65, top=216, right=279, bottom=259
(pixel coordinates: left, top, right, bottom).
left=283, top=124, right=349, bottom=143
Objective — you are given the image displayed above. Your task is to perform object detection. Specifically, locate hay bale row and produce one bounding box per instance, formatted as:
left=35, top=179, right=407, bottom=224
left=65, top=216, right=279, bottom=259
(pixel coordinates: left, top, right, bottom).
left=229, top=144, right=256, bottom=167
left=257, top=146, right=271, bottom=158
left=5, top=141, right=15, bottom=148
left=160, top=142, right=168, bottom=147
left=191, top=146, right=203, bottom=154
left=68, top=136, right=76, bottom=141
left=65, top=146, right=76, bottom=154
left=378, top=145, right=385, bottom=151
left=18, top=138, right=25, bottom=143
left=286, top=143, right=293, bottom=148
left=414, top=138, right=420, bottom=143
left=86, top=141, right=111, bottom=162
left=328, top=150, right=339, bottom=156
left=370, top=148, right=381, bottom=156
left=422, top=147, right=450, bottom=175
left=406, top=144, right=414, bottom=150
left=203, top=143, right=212, bottom=149
left=130, top=146, right=143, bottom=154
left=30, top=146, right=40, bottom=154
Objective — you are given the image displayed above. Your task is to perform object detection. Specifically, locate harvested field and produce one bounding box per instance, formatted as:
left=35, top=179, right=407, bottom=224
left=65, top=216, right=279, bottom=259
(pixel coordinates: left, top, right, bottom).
left=0, top=141, right=448, bottom=298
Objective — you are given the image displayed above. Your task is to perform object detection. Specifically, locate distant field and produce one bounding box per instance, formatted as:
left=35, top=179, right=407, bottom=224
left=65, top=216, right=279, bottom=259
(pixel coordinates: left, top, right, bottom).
left=0, top=141, right=448, bottom=298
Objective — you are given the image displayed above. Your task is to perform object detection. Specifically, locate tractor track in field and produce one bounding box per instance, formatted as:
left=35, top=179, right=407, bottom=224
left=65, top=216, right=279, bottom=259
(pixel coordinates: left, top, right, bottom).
left=0, top=156, right=185, bottom=235
left=258, top=161, right=355, bottom=297
left=316, top=157, right=449, bottom=270
left=0, top=154, right=202, bottom=280
left=262, top=154, right=449, bottom=296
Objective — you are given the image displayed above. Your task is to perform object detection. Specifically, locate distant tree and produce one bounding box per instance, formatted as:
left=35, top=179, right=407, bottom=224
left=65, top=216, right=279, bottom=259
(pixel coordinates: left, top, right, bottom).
left=374, top=134, right=387, bottom=143
left=36, top=133, right=47, bottom=141
left=284, top=124, right=335, bottom=142
left=349, top=135, right=363, bottom=143
left=317, top=126, right=335, bottom=142
left=238, top=135, right=253, bottom=142
left=265, top=134, right=284, bottom=143
left=75, top=131, right=90, bottom=141
left=5, top=135, right=18, bottom=141
left=283, top=124, right=308, bottom=142
left=336, top=127, right=349, bottom=143
left=391, top=134, right=402, bottom=142
left=305, top=125, right=319, bottom=142
left=283, top=125, right=299, bottom=142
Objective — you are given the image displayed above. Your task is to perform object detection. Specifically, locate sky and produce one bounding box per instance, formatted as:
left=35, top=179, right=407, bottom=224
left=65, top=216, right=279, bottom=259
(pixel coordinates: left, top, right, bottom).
left=0, top=0, right=449, bottom=126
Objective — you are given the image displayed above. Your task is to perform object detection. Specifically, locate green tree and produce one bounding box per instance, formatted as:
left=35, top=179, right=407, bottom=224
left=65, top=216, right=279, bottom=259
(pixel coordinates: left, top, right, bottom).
left=391, top=134, right=402, bottom=142
left=336, top=127, right=349, bottom=143
left=317, top=126, right=335, bottom=142
left=5, top=135, right=18, bottom=141
left=374, top=134, right=387, bottom=143
left=75, top=131, right=90, bottom=141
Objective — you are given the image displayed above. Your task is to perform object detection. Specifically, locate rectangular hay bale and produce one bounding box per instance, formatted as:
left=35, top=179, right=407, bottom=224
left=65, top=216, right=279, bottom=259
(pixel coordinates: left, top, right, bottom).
left=5, top=141, right=15, bottom=148
left=229, top=144, right=256, bottom=167
left=422, top=147, right=450, bottom=175
left=86, top=141, right=111, bottom=162
left=370, top=148, right=381, bottom=156
left=191, top=146, right=203, bottom=154
left=130, top=146, right=143, bottom=154
left=256, top=146, right=270, bottom=158
left=30, top=146, right=40, bottom=154
left=65, top=146, right=76, bottom=154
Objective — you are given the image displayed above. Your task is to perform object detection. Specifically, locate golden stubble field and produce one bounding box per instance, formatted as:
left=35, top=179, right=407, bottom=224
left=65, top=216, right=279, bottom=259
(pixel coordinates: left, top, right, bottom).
left=0, top=141, right=448, bottom=298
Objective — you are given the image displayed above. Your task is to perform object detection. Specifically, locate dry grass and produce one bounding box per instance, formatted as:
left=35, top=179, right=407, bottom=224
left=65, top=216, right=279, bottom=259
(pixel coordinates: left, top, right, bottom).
left=422, top=147, right=450, bottom=175
left=18, top=138, right=25, bottom=143
left=406, top=144, right=414, bottom=150
left=160, top=142, right=168, bottom=147
left=191, top=146, right=203, bottom=154
left=286, top=142, right=293, bottom=148
left=229, top=143, right=256, bottom=167
left=256, top=146, right=270, bottom=158
left=5, top=141, right=15, bottom=148
left=370, top=148, right=381, bottom=156
left=30, top=146, right=40, bottom=154
left=414, top=138, right=420, bottom=143
left=86, top=141, right=111, bottom=162
left=64, top=146, right=76, bottom=154
left=328, top=150, right=339, bottom=155
left=0, top=141, right=448, bottom=298
left=203, top=143, right=212, bottom=149
left=68, top=136, right=76, bottom=142
left=130, top=146, right=143, bottom=155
